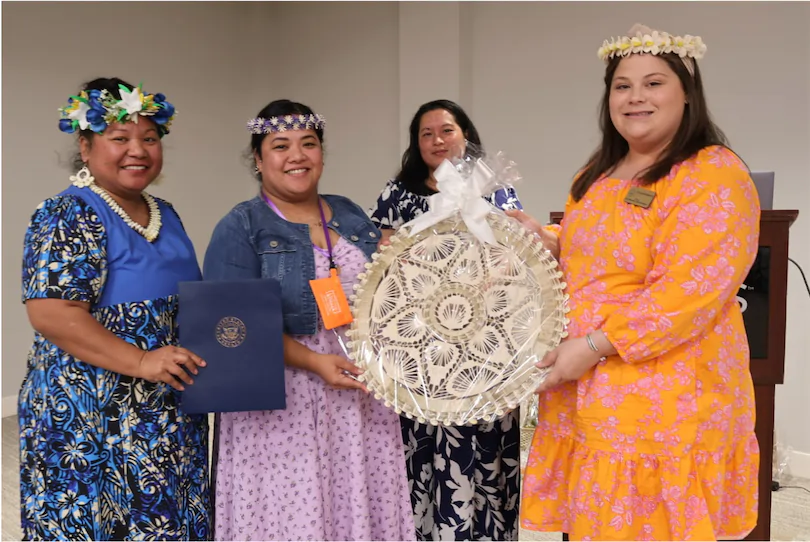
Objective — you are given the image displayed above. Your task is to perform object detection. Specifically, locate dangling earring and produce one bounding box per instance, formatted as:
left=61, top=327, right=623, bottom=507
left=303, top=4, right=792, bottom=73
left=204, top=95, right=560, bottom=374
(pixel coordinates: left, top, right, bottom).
left=70, top=164, right=94, bottom=188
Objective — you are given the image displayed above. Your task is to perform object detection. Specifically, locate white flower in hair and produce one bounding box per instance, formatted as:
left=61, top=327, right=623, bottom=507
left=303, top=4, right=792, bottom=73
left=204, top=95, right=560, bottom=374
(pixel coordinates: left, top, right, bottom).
left=691, top=35, right=707, bottom=58
left=682, top=34, right=696, bottom=56
left=618, top=36, right=632, bottom=56
left=66, top=100, right=91, bottom=130
left=597, top=39, right=612, bottom=60
left=661, top=33, right=675, bottom=54
left=118, top=86, right=145, bottom=116
left=630, top=35, right=643, bottom=54
left=642, top=31, right=661, bottom=55
left=672, top=35, right=685, bottom=56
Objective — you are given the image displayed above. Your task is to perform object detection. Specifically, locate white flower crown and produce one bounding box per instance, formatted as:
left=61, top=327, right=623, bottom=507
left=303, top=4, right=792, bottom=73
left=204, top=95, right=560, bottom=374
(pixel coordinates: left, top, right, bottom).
left=597, top=24, right=706, bottom=75
left=246, top=114, right=326, bottom=135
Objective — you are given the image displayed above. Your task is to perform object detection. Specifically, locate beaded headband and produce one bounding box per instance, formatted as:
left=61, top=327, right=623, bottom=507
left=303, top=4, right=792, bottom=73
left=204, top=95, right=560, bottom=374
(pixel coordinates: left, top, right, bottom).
left=58, top=83, right=175, bottom=136
left=246, top=114, right=326, bottom=135
left=597, top=23, right=706, bottom=76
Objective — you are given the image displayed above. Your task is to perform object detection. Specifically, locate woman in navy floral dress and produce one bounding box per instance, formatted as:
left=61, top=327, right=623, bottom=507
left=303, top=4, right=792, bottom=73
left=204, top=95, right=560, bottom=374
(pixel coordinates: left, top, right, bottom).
left=368, top=99, right=523, bottom=541
left=18, top=78, right=210, bottom=540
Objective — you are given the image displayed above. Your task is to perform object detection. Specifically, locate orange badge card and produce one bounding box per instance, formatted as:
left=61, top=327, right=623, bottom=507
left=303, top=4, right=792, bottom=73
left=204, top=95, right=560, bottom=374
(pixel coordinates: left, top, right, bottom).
left=310, top=268, right=354, bottom=330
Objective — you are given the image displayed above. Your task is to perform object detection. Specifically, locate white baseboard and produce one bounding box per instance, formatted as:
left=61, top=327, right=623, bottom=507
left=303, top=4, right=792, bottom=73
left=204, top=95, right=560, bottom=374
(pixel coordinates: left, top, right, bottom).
left=2, top=395, right=18, bottom=418
left=787, top=450, right=810, bottom=481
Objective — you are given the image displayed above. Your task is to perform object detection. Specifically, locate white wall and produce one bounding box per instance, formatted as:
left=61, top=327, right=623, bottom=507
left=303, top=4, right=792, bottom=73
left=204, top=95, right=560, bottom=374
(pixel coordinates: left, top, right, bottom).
left=2, top=2, right=263, bottom=407
left=3, top=1, right=809, bottom=477
left=259, top=2, right=401, bottom=204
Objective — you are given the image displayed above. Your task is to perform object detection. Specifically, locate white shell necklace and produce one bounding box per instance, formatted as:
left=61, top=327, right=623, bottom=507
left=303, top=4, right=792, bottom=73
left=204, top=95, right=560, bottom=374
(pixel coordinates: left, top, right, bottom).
left=70, top=166, right=162, bottom=242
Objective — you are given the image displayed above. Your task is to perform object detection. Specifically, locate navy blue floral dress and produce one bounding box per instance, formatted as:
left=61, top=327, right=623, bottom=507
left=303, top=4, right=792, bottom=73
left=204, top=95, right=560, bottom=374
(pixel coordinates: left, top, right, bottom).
left=368, top=179, right=523, bottom=541
left=18, top=185, right=211, bottom=541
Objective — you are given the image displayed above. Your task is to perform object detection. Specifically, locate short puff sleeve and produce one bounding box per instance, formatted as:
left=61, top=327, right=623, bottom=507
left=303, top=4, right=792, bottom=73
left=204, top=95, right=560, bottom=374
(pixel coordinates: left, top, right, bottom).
left=21, top=195, right=107, bottom=305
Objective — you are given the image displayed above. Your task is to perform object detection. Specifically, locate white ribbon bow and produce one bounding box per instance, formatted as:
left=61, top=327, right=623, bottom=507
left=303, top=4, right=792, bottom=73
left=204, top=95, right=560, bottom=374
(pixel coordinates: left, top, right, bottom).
left=404, top=158, right=499, bottom=245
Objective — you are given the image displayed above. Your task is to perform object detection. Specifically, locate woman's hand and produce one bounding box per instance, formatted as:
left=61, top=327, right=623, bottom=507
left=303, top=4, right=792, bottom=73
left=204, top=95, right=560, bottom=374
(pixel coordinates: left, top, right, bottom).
left=535, top=337, right=603, bottom=393
left=26, top=298, right=206, bottom=383
left=505, top=209, right=560, bottom=260
left=137, top=346, right=207, bottom=391
left=309, top=353, right=369, bottom=393
left=377, top=228, right=395, bottom=250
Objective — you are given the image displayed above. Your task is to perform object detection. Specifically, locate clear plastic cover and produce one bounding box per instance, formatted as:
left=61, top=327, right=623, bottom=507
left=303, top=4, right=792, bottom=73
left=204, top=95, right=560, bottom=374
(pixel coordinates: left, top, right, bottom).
left=773, top=431, right=794, bottom=484
left=345, top=149, right=570, bottom=426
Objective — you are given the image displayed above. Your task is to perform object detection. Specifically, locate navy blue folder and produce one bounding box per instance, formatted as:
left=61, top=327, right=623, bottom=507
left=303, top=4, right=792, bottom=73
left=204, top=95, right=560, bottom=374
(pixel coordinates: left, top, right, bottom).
left=177, top=278, right=286, bottom=413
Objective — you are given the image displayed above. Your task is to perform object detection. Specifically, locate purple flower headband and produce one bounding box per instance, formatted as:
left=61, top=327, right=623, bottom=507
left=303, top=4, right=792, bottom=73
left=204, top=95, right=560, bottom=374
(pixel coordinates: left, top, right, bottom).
left=246, top=114, right=326, bottom=135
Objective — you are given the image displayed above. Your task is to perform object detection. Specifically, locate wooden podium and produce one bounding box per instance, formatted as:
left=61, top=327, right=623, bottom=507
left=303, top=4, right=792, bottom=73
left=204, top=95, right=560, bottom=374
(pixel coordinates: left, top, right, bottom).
left=549, top=209, right=799, bottom=541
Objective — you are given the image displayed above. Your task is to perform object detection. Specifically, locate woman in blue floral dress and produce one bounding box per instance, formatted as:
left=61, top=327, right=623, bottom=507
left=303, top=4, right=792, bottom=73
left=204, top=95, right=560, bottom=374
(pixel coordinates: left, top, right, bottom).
left=18, top=77, right=210, bottom=540
left=368, top=99, right=523, bottom=541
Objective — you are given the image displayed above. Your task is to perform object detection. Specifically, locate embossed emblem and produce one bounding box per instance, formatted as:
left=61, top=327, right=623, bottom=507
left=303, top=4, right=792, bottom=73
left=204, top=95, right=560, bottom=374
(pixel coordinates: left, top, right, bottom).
left=215, top=317, right=247, bottom=348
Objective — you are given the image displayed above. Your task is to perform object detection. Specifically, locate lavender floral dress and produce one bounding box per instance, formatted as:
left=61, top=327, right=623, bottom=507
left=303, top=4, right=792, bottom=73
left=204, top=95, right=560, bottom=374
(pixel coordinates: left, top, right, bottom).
left=212, top=238, right=415, bottom=541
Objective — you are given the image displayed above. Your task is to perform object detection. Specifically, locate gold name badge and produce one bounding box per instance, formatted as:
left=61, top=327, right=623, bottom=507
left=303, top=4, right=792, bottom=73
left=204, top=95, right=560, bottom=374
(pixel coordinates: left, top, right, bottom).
left=624, top=187, right=656, bottom=208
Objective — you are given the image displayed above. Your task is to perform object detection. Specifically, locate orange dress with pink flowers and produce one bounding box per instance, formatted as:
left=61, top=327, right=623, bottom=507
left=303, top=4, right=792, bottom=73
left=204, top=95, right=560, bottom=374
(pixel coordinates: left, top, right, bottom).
left=520, top=146, right=761, bottom=541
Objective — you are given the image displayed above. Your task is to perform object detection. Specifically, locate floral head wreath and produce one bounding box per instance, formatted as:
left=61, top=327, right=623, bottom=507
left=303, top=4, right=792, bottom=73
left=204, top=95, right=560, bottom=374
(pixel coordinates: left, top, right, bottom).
left=597, top=23, right=707, bottom=76
left=246, top=113, right=326, bottom=135
left=58, top=83, right=176, bottom=136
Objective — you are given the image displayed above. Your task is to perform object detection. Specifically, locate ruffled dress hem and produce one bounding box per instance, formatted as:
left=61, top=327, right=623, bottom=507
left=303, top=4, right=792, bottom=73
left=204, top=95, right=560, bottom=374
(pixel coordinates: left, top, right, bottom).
left=520, top=429, right=759, bottom=541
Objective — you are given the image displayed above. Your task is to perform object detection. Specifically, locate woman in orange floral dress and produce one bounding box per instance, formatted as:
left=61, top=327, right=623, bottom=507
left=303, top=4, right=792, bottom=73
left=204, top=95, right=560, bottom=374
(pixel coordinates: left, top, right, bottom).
left=509, top=24, right=761, bottom=541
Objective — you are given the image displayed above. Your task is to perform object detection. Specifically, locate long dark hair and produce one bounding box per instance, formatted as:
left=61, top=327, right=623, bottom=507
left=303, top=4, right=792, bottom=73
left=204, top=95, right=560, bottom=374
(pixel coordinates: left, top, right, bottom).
left=570, top=54, right=729, bottom=201
left=394, top=99, right=482, bottom=196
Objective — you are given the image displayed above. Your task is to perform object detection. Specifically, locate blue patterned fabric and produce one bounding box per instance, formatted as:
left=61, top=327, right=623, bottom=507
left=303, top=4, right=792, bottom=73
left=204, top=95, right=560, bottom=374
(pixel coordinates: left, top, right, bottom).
left=18, top=190, right=210, bottom=541
left=368, top=179, right=522, bottom=541
left=368, top=179, right=522, bottom=230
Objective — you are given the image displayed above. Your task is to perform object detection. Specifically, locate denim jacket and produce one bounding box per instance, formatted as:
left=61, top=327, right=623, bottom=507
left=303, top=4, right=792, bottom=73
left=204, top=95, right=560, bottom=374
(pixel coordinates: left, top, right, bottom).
left=202, top=194, right=380, bottom=335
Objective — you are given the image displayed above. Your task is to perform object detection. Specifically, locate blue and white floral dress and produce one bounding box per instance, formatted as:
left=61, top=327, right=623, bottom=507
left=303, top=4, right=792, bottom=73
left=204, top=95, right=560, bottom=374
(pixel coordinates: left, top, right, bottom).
left=18, top=184, right=211, bottom=540
left=368, top=179, right=523, bottom=541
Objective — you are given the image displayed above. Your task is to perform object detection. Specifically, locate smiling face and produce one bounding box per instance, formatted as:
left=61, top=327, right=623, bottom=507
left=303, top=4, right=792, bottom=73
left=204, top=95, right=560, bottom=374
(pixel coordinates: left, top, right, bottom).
left=417, top=108, right=467, bottom=173
left=255, top=129, right=323, bottom=202
left=80, top=119, right=163, bottom=197
left=608, top=54, right=686, bottom=155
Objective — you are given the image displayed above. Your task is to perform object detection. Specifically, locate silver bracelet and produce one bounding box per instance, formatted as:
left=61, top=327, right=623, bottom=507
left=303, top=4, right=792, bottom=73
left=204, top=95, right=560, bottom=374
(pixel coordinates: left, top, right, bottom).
left=585, top=333, right=599, bottom=352
left=586, top=333, right=608, bottom=362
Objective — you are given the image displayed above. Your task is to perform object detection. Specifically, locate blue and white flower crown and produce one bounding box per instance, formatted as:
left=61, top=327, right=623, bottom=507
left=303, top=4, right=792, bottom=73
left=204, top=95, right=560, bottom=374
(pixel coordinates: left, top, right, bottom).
left=246, top=114, right=326, bottom=134
left=58, top=83, right=176, bottom=136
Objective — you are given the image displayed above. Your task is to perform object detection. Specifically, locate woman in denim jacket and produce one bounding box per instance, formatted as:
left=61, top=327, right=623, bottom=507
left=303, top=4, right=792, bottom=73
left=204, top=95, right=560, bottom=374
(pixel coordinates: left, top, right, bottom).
left=203, top=100, right=415, bottom=541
